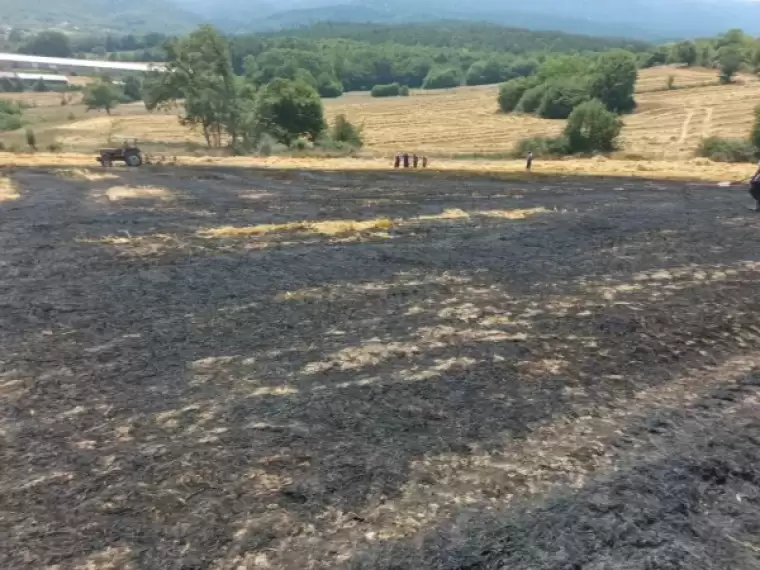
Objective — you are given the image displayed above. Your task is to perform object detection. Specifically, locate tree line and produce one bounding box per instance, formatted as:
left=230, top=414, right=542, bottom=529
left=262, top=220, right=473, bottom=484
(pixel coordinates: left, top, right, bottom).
left=641, top=28, right=760, bottom=83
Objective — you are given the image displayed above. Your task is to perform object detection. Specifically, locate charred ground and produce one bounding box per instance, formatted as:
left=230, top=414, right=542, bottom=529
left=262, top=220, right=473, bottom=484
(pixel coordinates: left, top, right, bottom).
left=1, top=165, right=760, bottom=569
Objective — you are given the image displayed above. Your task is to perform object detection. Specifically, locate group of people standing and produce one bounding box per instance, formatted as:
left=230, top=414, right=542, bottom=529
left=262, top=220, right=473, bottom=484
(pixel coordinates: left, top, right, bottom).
left=394, top=152, right=428, bottom=169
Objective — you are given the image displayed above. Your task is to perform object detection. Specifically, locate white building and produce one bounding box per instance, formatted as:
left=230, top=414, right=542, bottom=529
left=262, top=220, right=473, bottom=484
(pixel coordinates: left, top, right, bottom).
left=0, top=52, right=165, bottom=74
left=0, top=71, right=70, bottom=86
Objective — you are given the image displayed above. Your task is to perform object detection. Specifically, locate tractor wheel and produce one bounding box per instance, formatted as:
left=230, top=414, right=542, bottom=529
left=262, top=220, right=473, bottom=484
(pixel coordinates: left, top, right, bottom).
left=124, top=151, right=143, bottom=167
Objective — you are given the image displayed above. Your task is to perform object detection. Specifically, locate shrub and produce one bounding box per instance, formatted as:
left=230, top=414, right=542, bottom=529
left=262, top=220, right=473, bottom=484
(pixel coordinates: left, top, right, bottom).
left=698, top=136, right=757, bottom=163
left=318, top=79, right=343, bottom=98
left=498, top=77, right=532, bottom=113
left=330, top=113, right=363, bottom=148
left=537, top=77, right=590, bottom=119
left=399, top=85, right=410, bottom=96
left=0, top=100, right=23, bottom=115
left=750, top=105, right=760, bottom=156
left=516, top=83, right=549, bottom=114
left=718, top=46, right=743, bottom=84
left=25, top=127, right=37, bottom=151
left=514, top=135, right=570, bottom=157
left=47, top=141, right=63, bottom=152
left=371, top=83, right=403, bottom=97
left=564, top=99, right=623, bottom=154
left=422, top=68, right=461, bottom=90
left=0, top=113, right=22, bottom=132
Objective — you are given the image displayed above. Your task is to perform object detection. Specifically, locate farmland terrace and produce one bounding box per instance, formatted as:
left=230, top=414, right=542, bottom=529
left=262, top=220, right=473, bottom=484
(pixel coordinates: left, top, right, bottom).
left=1, top=164, right=760, bottom=569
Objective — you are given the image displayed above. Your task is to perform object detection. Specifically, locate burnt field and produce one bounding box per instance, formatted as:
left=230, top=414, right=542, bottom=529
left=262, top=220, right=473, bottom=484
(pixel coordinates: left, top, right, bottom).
left=2, top=165, right=760, bottom=569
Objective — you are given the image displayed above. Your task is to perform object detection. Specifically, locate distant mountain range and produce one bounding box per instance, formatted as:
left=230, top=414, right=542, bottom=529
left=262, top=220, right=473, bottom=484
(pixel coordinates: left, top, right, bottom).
left=0, top=0, right=199, bottom=33
left=4, top=0, right=760, bottom=39
left=171, top=0, right=760, bottom=40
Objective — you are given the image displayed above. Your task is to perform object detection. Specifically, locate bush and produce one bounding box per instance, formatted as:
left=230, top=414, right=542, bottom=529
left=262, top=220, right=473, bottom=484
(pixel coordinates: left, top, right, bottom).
left=698, top=136, right=757, bottom=163
left=0, top=100, right=23, bottom=115
left=750, top=105, right=760, bottom=156
left=422, top=68, right=461, bottom=90
left=498, top=77, right=532, bottom=113
left=0, top=113, right=23, bottom=131
left=318, top=78, right=344, bottom=98
left=514, top=135, right=570, bottom=157
left=330, top=113, right=363, bottom=148
left=537, top=77, right=590, bottom=119
left=399, top=85, right=410, bottom=96
left=25, top=127, right=37, bottom=151
left=718, top=46, right=743, bottom=84
left=516, top=83, right=549, bottom=114
left=371, top=83, right=406, bottom=97
left=564, top=99, right=623, bottom=154
left=47, top=141, right=63, bottom=152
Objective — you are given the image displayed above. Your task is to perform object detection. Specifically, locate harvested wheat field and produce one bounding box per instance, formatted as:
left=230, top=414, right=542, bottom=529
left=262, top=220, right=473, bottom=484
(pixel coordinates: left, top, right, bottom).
left=14, top=66, right=756, bottom=160
left=2, top=162, right=760, bottom=569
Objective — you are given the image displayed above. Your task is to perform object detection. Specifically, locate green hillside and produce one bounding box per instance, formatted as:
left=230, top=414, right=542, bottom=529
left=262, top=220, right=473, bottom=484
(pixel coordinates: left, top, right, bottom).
left=0, top=0, right=199, bottom=33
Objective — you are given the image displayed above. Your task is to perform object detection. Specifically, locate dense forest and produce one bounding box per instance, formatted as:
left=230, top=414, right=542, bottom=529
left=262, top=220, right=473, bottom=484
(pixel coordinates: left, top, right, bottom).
left=5, top=23, right=759, bottom=98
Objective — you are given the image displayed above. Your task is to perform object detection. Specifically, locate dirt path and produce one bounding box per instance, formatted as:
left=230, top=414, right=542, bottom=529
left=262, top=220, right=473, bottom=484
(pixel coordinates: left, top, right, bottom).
left=1, top=165, right=759, bottom=569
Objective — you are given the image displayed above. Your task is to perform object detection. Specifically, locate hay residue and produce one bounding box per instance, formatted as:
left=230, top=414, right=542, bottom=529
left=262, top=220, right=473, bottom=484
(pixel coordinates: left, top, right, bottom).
left=0, top=176, right=19, bottom=202
left=105, top=185, right=174, bottom=202
left=200, top=217, right=394, bottom=238
left=56, top=168, right=117, bottom=182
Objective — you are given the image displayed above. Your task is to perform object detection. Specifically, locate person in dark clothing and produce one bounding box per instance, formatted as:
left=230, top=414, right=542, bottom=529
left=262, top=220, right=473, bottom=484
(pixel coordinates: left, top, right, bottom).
left=413, top=154, right=419, bottom=168
left=422, top=156, right=428, bottom=168
left=750, top=161, right=760, bottom=211
left=394, top=153, right=401, bottom=168
left=403, top=153, right=410, bottom=168
left=526, top=151, right=534, bottom=171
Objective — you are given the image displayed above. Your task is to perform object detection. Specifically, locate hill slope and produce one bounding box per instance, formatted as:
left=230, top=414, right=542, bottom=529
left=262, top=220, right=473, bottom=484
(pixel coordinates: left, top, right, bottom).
left=172, top=0, right=760, bottom=39
left=0, top=0, right=200, bottom=33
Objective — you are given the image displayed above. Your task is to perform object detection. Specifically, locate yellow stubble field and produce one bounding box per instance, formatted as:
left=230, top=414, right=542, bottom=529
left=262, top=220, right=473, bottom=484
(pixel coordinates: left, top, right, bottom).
left=3, top=66, right=759, bottom=161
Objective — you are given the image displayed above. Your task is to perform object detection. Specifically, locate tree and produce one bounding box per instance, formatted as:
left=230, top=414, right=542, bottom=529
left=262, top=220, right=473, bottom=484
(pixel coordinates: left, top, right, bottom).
left=465, top=59, right=509, bottom=86
left=564, top=99, right=622, bottom=154
left=83, top=82, right=121, bottom=115
left=588, top=50, right=637, bottom=113
left=751, top=44, right=760, bottom=74
left=498, top=77, right=533, bottom=113
left=317, top=73, right=343, bottom=98
left=537, top=77, right=590, bottom=119
left=32, top=78, right=48, bottom=93
left=718, top=46, right=743, bottom=84
left=331, top=114, right=363, bottom=147
left=422, top=68, right=461, bottom=90
left=673, top=41, right=698, bottom=66
left=20, top=31, right=72, bottom=58
left=143, top=25, right=245, bottom=148
left=8, top=28, right=23, bottom=44
left=641, top=46, right=669, bottom=68
left=122, top=76, right=143, bottom=102
left=516, top=83, right=549, bottom=114
left=253, top=78, right=325, bottom=146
